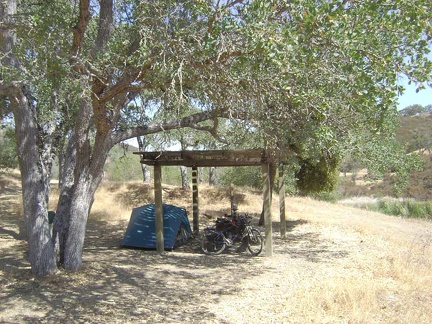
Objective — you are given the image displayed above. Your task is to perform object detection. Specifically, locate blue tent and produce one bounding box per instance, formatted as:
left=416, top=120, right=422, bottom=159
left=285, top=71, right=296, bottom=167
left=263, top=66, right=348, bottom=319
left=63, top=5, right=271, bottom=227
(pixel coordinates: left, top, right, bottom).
left=122, top=204, right=192, bottom=250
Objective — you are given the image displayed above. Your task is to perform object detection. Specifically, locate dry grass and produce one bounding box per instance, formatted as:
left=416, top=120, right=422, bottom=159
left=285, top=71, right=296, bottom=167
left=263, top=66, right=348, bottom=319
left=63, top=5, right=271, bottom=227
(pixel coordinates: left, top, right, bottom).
left=0, top=169, right=21, bottom=199
left=284, top=241, right=432, bottom=323
left=89, top=183, right=432, bottom=323
left=87, top=183, right=135, bottom=222
left=83, top=182, right=263, bottom=225
left=338, top=153, right=432, bottom=201
left=279, top=198, right=432, bottom=323
left=1, top=176, right=432, bottom=323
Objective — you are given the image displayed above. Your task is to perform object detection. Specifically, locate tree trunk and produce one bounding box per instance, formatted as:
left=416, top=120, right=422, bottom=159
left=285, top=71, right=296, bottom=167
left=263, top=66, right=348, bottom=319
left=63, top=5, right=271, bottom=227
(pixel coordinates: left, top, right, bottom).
left=55, top=162, right=104, bottom=271
left=54, top=147, right=107, bottom=271
left=136, top=136, right=151, bottom=182
left=54, top=78, right=127, bottom=269
left=52, top=131, right=77, bottom=265
left=2, top=1, right=57, bottom=276
left=180, top=165, right=190, bottom=190
left=143, top=165, right=151, bottom=183
left=11, top=88, right=57, bottom=276
left=63, top=177, right=94, bottom=271
left=209, top=166, right=216, bottom=186
left=54, top=138, right=106, bottom=270
left=0, top=0, right=18, bottom=69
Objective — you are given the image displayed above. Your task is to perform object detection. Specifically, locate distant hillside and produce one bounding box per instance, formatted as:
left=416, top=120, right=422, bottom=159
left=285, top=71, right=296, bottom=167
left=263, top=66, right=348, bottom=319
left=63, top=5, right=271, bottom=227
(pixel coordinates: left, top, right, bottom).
left=338, top=111, right=432, bottom=201
left=396, top=112, right=432, bottom=152
left=396, top=112, right=432, bottom=200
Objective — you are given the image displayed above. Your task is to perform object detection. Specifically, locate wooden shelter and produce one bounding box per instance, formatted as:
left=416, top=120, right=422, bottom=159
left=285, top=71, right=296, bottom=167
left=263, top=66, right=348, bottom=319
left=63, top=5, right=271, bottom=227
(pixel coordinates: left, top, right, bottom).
left=133, top=149, right=288, bottom=256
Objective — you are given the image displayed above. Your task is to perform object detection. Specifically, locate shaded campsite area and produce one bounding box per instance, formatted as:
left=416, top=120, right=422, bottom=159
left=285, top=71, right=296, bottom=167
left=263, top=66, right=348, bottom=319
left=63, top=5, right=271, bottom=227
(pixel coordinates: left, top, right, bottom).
left=1, top=170, right=432, bottom=323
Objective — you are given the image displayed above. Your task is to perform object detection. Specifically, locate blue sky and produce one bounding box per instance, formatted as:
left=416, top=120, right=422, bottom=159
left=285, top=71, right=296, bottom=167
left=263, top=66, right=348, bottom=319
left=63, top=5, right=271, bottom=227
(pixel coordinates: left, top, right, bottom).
left=396, top=80, right=432, bottom=110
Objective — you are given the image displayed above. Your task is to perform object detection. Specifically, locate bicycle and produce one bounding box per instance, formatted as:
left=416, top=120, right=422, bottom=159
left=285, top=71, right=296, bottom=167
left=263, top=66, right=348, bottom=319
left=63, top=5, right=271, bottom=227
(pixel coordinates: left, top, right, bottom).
left=201, top=212, right=263, bottom=256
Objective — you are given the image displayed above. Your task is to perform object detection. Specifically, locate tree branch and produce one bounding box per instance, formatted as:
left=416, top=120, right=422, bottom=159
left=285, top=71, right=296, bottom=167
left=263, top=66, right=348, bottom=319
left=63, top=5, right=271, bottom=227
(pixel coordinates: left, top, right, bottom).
left=70, top=0, right=91, bottom=64
left=92, top=0, right=113, bottom=57
left=187, top=117, right=228, bottom=144
left=111, top=109, right=228, bottom=144
left=97, top=60, right=154, bottom=103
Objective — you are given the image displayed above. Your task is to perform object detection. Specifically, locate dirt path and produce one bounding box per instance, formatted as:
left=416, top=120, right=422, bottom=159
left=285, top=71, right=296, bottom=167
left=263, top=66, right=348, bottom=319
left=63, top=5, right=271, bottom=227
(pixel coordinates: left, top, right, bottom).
left=1, top=184, right=431, bottom=323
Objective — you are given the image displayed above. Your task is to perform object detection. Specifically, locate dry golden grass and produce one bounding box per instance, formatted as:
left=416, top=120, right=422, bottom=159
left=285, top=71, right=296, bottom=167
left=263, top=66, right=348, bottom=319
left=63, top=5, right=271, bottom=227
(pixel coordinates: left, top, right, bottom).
left=83, top=182, right=264, bottom=224
left=82, top=182, right=432, bottom=323
left=277, top=198, right=432, bottom=323
left=0, top=169, right=21, bottom=199
left=283, top=244, right=431, bottom=323
left=87, top=183, right=135, bottom=222
left=1, top=176, right=432, bottom=323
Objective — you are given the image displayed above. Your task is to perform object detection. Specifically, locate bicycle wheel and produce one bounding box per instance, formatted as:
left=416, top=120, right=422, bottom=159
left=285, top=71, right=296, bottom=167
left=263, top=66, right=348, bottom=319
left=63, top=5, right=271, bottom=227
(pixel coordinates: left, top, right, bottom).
left=201, top=231, right=226, bottom=255
left=247, top=227, right=263, bottom=256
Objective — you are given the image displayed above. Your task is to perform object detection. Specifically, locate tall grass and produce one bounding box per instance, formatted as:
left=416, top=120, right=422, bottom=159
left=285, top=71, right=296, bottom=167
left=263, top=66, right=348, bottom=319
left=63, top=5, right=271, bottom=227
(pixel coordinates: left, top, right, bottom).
left=362, top=199, right=432, bottom=219
left=280, top=225, right=432, bottom=323
left=48, top=182, right=135, bottom=223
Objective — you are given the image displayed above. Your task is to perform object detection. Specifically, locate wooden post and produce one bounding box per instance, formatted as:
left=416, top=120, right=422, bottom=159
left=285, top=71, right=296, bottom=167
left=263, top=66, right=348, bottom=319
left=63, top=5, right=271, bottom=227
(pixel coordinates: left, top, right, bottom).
left=192, top=166, right=199, bottom=234
left=230, top=183, right=235, bottom=215
left=262, top=162, right=273, bottom=256
left=154, top=163, right=165, bottom=254
left=279, top=163, right=286, bottom=239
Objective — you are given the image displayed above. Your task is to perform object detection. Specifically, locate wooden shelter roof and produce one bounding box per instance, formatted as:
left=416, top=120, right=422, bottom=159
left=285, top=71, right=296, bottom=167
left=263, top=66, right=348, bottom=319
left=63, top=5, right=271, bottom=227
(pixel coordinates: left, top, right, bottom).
left=133, top=149, right=273, bottom=167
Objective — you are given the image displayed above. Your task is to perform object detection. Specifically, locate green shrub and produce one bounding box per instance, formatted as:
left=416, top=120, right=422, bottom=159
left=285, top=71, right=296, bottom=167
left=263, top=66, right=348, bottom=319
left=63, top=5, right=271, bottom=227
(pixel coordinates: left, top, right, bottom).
left=219, top=166, right=262, bottom=188
left=406, top=200, right=424, bottom=218
left=0, top=127, right=18, bottom=169
left=296, top=155, right=340, bottom=195
left=363, top=199, right=432, bottom=219
left=310, top=191, right=338, bottom=203
left=106, top=154, right=143, bottom=182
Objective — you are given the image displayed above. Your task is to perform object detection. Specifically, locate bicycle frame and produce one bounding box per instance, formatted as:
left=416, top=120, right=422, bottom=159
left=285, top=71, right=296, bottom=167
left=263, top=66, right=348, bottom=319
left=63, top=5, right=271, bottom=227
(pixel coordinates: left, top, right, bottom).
left=201, top=212, right=263, bottom=256
left=205, top=216, right=250, bottom=246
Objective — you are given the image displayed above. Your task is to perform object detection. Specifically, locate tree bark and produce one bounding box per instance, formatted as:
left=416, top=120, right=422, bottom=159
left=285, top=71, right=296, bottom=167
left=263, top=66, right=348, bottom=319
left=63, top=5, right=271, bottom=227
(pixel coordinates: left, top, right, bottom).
left=54, top=138, right=105, bottom=271
left=209, top=166, right=216, bottom=185
left=2, top=0, right=57, bottom=276
left=0, top=0, right=18, bottom=69
left=259, top=162, right=276, bottom=226
left=180, top=166, right=190, bottom=190
left=52, top=130, right=77, bottom=265
left=142, top=164, right=151, bottom=183
left=54, top=91, right=115, bottom=270
left=63, top=177, right=94, bottom=270
left=136, top=136, right=151, bottom=182
left=11, top=87, right=57, bottom=276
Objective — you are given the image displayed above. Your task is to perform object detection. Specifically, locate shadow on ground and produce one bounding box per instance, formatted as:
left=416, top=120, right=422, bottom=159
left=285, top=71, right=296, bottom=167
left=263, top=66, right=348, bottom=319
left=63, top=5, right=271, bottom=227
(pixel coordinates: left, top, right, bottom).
left=0, top=212, right=262, bottom=323
left=0, top=182, right=353, bottom=323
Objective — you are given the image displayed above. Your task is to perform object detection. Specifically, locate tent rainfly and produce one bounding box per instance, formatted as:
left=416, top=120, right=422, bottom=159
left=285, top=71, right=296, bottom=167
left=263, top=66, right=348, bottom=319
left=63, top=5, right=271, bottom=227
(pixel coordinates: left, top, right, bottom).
left=122, top=204, right=192, bottom=250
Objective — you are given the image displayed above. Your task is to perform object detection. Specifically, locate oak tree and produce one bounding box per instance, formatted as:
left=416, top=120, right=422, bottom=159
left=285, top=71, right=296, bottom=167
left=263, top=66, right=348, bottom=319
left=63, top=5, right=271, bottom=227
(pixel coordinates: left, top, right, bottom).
left=1, top=0, right=431, bottom=275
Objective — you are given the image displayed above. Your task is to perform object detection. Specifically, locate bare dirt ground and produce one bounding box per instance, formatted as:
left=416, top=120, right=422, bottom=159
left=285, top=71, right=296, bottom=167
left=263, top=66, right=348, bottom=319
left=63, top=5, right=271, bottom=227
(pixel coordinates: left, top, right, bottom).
left=1, top=172, right=432, bottom=323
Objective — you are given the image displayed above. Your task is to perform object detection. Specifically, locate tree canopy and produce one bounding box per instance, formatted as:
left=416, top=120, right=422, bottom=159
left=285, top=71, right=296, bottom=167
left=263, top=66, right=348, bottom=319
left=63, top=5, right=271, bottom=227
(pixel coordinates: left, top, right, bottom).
left=399, top=104, right=432, bottom=116
left=1, top=0, right=431, bottom=276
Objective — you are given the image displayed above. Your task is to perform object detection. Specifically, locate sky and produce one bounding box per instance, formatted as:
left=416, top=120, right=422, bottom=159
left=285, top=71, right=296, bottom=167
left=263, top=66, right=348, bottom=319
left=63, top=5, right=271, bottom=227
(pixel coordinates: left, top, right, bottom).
left=396, top=79, right=432, bottom=110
